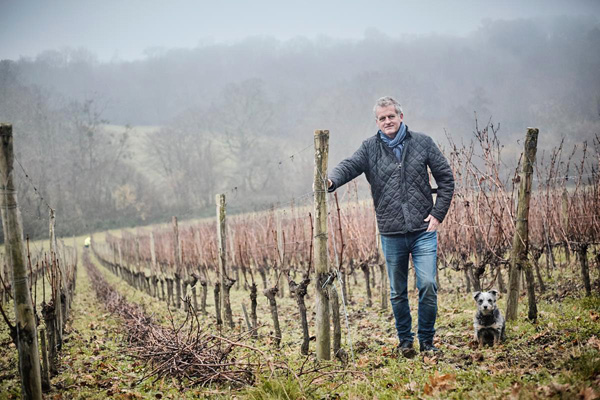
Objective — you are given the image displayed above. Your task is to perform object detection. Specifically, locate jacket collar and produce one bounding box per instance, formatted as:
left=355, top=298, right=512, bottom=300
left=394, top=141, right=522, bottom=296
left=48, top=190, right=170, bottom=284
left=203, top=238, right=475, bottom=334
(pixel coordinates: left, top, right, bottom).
left=376, top=125, right=412, bottom=142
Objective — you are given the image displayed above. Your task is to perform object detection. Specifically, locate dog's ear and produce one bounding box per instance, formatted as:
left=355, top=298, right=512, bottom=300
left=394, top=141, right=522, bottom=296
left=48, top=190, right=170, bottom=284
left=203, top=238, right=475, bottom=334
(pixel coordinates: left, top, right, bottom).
left=489, top=289, right=498, bottom=298
left=473, top=291, right=481, bottom=301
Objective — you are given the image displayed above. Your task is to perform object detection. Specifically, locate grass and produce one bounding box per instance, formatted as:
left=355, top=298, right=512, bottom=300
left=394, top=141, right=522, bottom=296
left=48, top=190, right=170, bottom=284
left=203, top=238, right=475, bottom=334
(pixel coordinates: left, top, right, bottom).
left=1, top=244, right=599, bottom=399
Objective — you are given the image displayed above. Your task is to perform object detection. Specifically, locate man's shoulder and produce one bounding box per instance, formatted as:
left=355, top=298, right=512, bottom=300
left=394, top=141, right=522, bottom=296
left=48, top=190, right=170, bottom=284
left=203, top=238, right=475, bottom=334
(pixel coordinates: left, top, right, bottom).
left=358, top=134, right=380, bottom=149
left=363, top=133, right=380, bottom=144
left=408, top=129, right=433, bottom=143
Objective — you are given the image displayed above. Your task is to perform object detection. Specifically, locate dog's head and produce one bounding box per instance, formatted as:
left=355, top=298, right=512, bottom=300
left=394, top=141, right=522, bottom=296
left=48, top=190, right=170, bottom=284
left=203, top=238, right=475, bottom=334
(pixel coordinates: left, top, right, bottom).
left=473, top=290, right=498, bottom=315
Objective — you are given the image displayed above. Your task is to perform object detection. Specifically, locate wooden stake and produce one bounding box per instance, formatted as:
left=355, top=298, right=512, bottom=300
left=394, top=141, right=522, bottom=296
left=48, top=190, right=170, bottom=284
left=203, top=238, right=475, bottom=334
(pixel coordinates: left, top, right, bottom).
left=329, top=285, right=342, bottom=360
left=376, top=223, right=388, bottom=310
left=0, top=124, right=43, bottom=399
left=172, top=216, right=182, bottom=309
left=150, top=232, right=157, bottom=297
left=241, top=303, right=252, bottom=332
left=39, top=327, right=50, bottom=390
left=275, top=209, right=286, bottom=298
left=117, top=242, right=123, bottom=279
left=506, top=128, right=539, bottom=321
left=216, top=194, right=234, bottom=328
left=214, top=282, right=222, bottom=325
left=49, top=209, right=63, bottom=349
left=313, top=129, right=331, bottom=360
left=561, top=190, right=570, bottom=265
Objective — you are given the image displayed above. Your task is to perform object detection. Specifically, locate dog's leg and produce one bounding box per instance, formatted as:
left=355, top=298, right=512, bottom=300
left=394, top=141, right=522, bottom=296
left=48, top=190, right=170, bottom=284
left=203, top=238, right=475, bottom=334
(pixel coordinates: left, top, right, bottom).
left=477, top=330, right=484, bottom=348
left=493, top=331, right=500, bottom=346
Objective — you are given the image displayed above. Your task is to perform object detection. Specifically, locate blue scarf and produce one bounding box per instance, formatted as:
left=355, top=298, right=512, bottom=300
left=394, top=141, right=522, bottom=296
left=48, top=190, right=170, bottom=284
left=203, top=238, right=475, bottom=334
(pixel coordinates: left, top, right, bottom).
left=379, top=122, right=407, bottom=162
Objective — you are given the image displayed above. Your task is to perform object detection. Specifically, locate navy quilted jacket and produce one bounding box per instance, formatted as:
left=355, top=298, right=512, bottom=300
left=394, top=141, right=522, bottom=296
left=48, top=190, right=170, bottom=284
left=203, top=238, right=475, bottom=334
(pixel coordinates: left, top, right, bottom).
left=328, top=127, right=454, bottom=235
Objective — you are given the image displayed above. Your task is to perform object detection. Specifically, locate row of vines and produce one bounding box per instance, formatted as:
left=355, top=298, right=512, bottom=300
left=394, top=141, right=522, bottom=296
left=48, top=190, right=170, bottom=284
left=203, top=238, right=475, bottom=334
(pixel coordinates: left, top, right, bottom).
left=1, top=123, right=599, bottom=398
left=90, top=123, right=599, bottom=359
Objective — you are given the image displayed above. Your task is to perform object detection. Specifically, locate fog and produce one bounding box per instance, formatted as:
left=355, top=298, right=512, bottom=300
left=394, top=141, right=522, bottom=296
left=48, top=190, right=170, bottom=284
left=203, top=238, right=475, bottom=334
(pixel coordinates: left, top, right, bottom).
left=0, top=1, right=599, bottom=239
left=3, top=0, right=599, bottom=61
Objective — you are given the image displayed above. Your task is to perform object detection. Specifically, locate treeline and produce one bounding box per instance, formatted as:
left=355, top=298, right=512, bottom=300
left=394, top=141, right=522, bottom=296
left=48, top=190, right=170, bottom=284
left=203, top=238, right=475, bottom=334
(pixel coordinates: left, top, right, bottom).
left=1, top=16, right=599, bottom=239
left=0, top=62, right=161, bottom=238
left=10, top=17, right=600, bottom=142
left=0, top=63, right=313, bottom=239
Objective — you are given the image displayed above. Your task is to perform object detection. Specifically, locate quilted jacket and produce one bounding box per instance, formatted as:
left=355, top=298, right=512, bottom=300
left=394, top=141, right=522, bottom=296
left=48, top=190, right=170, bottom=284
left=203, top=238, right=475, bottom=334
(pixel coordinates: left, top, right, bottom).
left=328, top=127, right=454, bottom=235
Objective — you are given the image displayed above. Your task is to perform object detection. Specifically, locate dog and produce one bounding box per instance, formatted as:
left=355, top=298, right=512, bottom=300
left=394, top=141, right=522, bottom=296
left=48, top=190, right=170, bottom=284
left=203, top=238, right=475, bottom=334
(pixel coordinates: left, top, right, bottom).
left=473, top=290, right=506, bottom=347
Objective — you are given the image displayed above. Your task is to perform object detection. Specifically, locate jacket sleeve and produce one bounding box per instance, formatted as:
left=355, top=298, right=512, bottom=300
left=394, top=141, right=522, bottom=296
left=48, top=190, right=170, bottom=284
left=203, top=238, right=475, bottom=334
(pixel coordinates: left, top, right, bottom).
left=427, top=137, right=455, bottom=222
left=327, top=141, right=369, bottom=192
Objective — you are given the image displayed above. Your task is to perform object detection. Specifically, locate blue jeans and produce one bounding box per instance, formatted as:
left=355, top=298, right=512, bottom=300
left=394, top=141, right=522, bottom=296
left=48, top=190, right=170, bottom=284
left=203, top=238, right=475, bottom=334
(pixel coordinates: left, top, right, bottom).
left=381, top=230, right=438, bottom=345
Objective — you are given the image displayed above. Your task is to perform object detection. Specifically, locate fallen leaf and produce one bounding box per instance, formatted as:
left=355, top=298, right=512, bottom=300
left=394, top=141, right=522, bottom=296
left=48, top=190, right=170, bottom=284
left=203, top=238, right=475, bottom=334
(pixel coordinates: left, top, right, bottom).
left=423, top=382, right=434, bottom=396
left=423, top=355, right=438, bottom=365
left=405, top=381, right=418, bottom=393
left=539, top=382, right=570, bottom=397
left=587, top=336, right=600, bottom=350
left=580, top=387, right=599, bottom=400
left=509, top=382, right=522, bottom=400
left=531, top=330, right=549, bottom=341
left=423, top=371, right=456, bottom=395
left=357, top=356, right=370, bottom=367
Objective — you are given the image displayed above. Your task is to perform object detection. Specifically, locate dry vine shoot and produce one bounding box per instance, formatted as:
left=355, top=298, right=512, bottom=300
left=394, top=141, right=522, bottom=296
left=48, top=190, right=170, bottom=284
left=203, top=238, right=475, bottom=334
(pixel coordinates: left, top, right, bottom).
left=82, top=248, right=268, bottom=387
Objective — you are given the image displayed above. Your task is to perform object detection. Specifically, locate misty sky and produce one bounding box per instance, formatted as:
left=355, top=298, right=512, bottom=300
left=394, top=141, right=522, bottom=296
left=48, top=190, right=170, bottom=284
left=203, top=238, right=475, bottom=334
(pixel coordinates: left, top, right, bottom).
left=2, top=0, right=599, bottom=62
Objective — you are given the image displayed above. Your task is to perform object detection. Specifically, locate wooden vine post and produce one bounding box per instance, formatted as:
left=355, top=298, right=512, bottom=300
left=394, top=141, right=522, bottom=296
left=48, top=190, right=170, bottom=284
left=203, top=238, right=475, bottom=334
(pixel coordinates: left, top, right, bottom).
left=313, top=129, right=331, bottom=360
left=275, top=209, right=285, bottom=298
left=49, top=208, right=63, bottom=348
left=506, top=127, right=539, bottom=321
left=216, top=194, right=234, bottom=328
left=264, top=208, right=283, bottom=346
left=561, top=189, right=570, bottom=265
left=194, top=229, right=208, bottom=315
left=172, top=216, right=182, bottom=309
left=117, top=242, right=123, bottom=279
left=39, top=326, right=50, bottom=390
left=150, top=231, right=157, bottom=297
left=376, top=223, right=388, bottom=310
left=0, top=124, right=43, bottom=399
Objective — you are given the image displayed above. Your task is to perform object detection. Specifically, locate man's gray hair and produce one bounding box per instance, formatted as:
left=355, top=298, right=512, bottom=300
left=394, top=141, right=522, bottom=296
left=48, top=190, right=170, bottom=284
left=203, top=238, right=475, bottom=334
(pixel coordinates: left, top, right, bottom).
left=373, top=96, right=403, bottom=117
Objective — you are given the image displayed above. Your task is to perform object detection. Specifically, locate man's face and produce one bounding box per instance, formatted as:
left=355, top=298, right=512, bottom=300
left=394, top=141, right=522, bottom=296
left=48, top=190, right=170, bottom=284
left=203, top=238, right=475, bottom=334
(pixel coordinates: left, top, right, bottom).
left=375, top=105, right=403, bottom=138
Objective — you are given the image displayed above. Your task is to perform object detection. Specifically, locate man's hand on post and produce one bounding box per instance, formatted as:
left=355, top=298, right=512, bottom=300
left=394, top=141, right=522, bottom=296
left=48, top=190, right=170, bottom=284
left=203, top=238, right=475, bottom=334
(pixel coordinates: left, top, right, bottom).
left=313, top=179, right=333, bottom=193
left=424, top=214, right=440, bottom=232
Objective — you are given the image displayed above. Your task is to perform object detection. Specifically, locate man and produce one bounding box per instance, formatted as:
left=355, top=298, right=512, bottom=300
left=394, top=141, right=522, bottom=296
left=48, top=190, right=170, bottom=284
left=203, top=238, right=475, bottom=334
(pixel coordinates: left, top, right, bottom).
left=327, top=96, right=454, bottom=357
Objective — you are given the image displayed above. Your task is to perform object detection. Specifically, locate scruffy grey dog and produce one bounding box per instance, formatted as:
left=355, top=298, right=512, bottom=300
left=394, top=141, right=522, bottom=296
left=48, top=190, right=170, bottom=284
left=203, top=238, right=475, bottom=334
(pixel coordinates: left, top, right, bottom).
left=473, top=290, right=506, bottom=347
